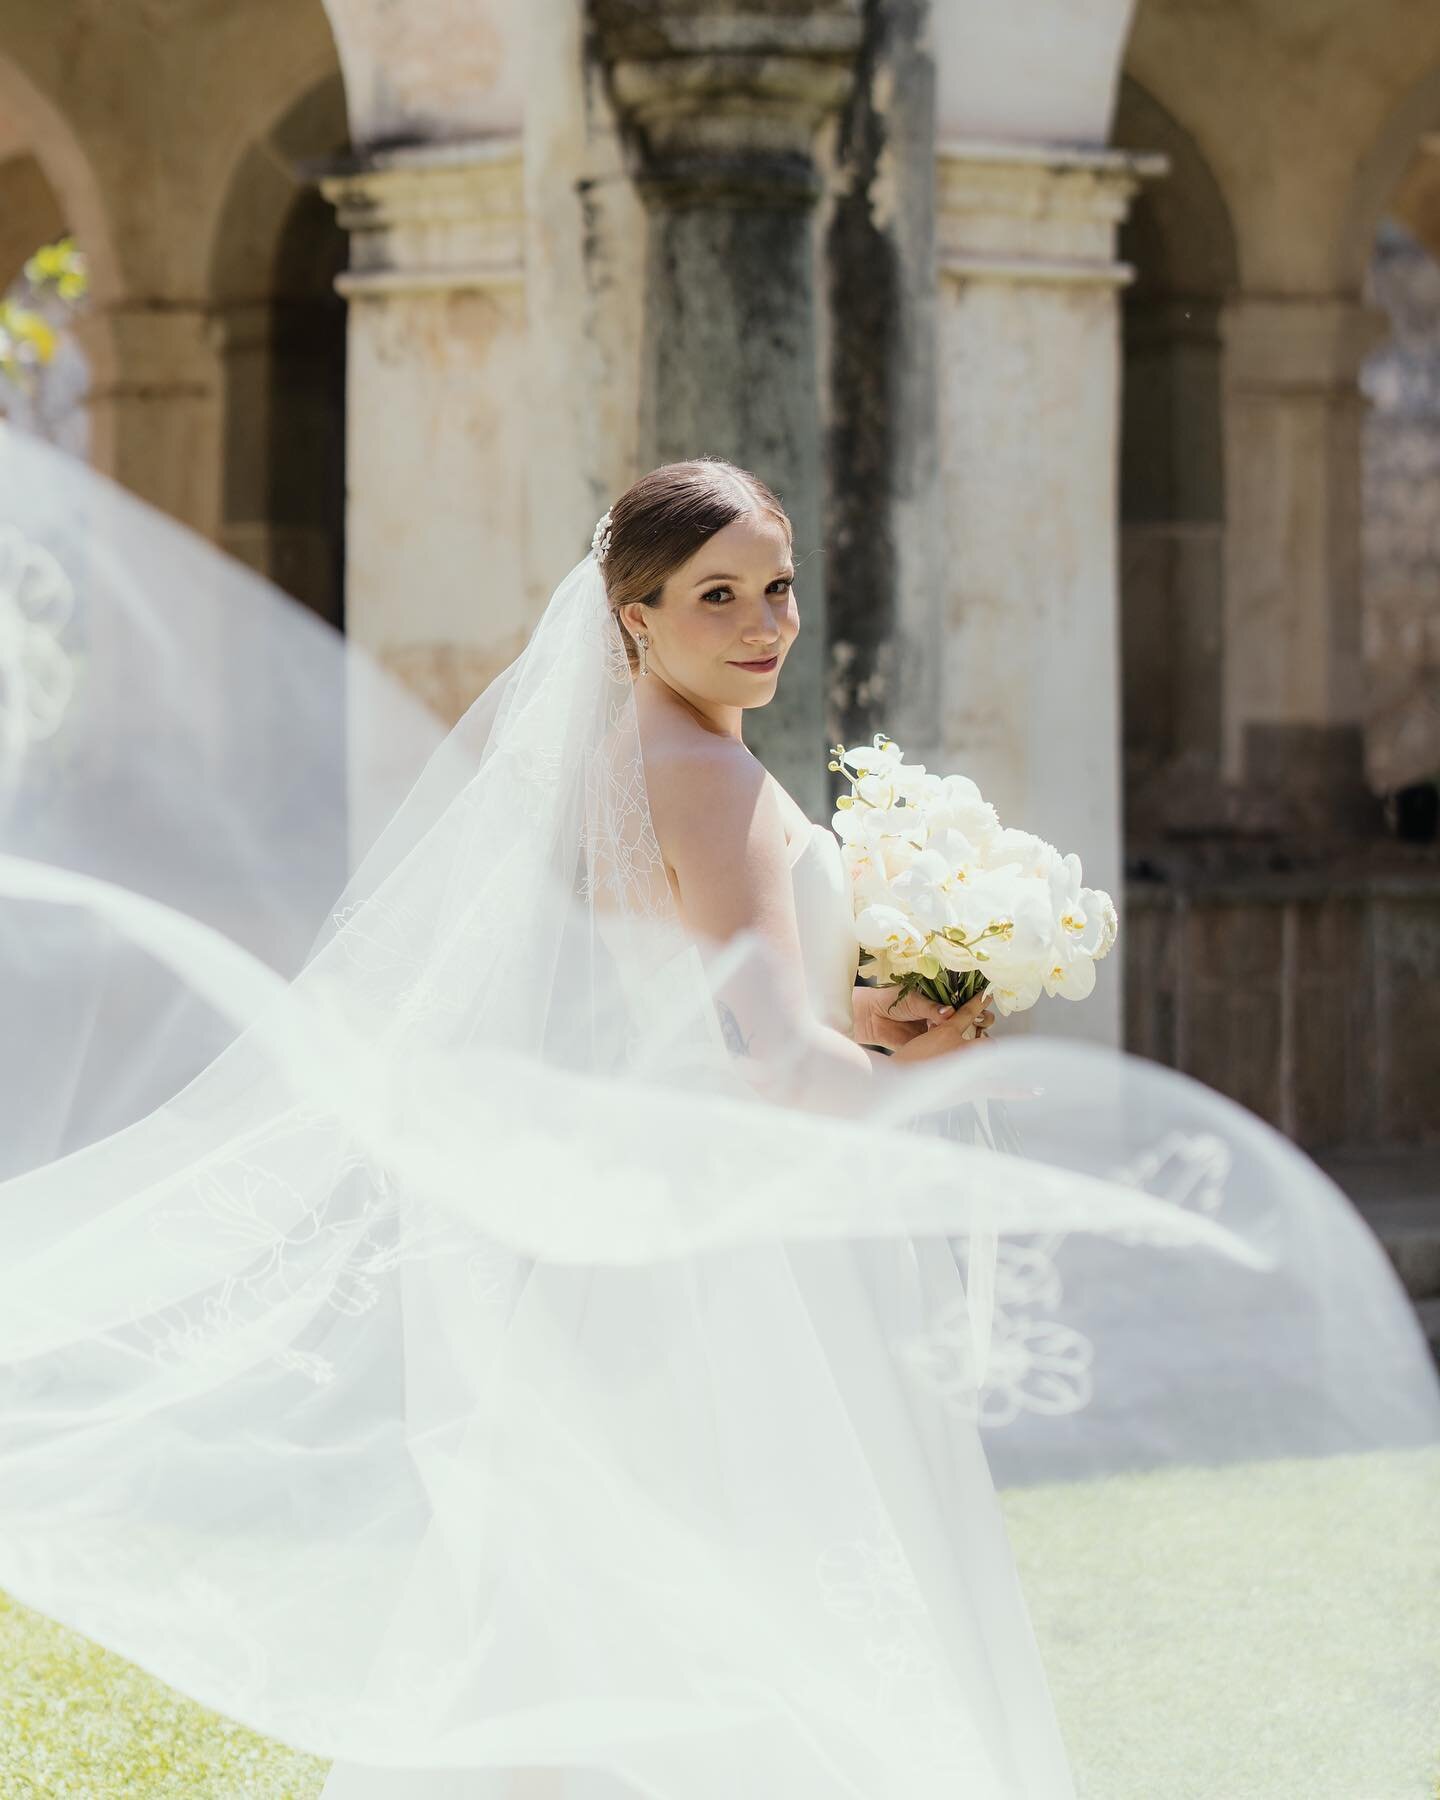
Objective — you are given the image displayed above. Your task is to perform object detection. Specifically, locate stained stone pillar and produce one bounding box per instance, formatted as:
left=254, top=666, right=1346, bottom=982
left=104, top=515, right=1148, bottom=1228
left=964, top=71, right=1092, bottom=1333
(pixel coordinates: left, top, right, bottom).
left=935, top=142, right=1159, bottom=1048
left=1220, top=295, right=1388, bottom=829
left=594, top=3, right=862, bottom=818
left=823, top=0, right=941, bottom=782
left=320, top=140, right=530, bottom=724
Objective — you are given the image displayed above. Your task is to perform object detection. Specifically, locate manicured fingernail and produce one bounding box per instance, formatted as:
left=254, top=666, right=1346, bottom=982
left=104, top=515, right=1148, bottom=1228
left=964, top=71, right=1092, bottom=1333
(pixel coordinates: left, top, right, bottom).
left=938, top=1006, right=954, bottom=1018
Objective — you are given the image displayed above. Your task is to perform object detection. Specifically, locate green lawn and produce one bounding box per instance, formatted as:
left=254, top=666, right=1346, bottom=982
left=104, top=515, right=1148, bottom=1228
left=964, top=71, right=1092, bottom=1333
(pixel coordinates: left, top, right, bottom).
left=3, top=1447, right=1437, bottom=1798
left=1001, top=1446, right=1440, bottom=1799
left=0, top=1590, right=326, bottom=1799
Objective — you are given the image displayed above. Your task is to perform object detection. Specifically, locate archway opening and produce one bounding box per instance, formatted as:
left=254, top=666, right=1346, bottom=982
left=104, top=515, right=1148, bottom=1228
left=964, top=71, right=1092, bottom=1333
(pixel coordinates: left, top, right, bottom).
left=0, top=150, right=90, bottom=451
left=210, top=73, right=349, bottom=629
left=1359, top=144, right=1440, bottom=844
left=1112, top=76, right=1239, bottom=857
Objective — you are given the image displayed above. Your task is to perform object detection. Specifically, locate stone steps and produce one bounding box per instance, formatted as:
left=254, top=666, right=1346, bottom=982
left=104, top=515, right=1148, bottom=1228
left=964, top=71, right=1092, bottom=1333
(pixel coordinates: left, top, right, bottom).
left=1418, top=1298, right=1440, bottom=1365
left=1318, top=1151, right=1440, bottom=1368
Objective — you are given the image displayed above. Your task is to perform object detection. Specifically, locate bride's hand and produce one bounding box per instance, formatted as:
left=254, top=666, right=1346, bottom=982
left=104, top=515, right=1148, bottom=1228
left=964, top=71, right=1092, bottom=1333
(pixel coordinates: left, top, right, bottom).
left=856, top=986, right=1000, bottom=1051
left=885, top=988, right=995, bottom=1063
left=853, top=982, right=948, bottom=1050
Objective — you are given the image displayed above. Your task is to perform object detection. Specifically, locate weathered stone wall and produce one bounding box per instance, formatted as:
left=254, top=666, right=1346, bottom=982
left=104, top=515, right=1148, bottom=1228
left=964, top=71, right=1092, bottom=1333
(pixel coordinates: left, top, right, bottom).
left=1127, top=874, right=1440, bottom=1149
left=1361, top=218, right=1440, bottom=794
left=4, top=0, right=1440, bottom=1123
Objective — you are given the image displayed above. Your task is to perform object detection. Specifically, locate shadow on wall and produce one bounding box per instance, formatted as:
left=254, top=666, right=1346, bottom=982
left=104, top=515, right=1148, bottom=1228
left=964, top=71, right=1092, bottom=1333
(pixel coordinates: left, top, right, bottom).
left=211, top=72, right=349, bottom=632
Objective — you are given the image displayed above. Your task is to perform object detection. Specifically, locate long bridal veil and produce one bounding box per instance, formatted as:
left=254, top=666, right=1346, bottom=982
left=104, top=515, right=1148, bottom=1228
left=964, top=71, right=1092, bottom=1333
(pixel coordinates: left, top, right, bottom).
left=1, top=424, right=1437, bottom=1799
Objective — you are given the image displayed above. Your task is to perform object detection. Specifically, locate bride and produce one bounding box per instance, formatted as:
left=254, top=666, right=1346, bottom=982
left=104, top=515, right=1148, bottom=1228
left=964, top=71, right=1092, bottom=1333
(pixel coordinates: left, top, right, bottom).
left=0, top=429, right=1437, bottom=1799
left=605, top=457, right=992, bottom=1070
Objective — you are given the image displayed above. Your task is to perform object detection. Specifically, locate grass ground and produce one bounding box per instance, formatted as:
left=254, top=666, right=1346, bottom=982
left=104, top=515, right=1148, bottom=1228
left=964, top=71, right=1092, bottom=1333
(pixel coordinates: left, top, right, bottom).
left=1001, top=1446, right=1440, bottom=1799
left=2, top=1447, right=1437, bottom=1798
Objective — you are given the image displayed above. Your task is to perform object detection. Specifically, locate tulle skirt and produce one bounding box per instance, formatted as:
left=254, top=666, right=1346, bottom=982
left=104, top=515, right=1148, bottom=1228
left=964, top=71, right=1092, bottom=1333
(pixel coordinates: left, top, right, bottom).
left=1, top=426, right=1437, bottom=1798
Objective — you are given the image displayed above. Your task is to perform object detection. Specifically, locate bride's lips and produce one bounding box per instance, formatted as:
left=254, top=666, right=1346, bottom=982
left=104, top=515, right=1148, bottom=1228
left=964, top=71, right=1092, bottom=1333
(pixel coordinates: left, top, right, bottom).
left=729, top=654, right=780, bottom=672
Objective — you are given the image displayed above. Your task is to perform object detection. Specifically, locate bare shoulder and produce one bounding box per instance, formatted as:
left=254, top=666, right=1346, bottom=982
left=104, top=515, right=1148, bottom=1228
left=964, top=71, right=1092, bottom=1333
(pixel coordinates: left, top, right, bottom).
left=643, top=725, right=773, bottom=854
left=635, top=701, right=788, bottom=863
left=631, top=694, right=809, bottom=959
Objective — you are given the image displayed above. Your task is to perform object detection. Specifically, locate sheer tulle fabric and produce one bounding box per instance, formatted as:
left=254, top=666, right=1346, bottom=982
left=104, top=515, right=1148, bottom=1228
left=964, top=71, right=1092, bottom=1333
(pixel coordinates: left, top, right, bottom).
left=0, top=426, right=1436, bottom=1798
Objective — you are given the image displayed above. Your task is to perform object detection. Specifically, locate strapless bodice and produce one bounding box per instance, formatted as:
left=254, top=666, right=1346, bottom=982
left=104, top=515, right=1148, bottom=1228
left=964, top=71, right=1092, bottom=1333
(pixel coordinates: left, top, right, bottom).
left=785, top=821, right=859, bottom=1037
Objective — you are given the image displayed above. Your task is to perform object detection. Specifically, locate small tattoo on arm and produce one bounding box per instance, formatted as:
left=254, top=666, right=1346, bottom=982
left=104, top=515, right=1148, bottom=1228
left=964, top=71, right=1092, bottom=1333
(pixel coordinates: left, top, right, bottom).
left=717, top=1001, right=753, bottom=1057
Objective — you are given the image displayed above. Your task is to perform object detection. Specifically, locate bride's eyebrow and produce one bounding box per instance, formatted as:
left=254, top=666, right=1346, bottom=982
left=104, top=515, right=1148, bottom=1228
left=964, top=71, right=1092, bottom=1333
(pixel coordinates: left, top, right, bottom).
left=691, top=568, right=793, bottom=587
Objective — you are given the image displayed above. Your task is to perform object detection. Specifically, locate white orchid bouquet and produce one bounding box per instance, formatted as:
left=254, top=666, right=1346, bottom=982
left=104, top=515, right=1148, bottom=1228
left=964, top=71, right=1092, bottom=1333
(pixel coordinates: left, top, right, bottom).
left=828, top=734, right=1118, bottom=1018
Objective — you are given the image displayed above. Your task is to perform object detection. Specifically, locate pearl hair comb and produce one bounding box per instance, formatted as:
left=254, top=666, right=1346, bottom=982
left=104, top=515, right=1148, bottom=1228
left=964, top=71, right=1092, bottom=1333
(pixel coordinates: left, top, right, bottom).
left=591, top=511, right=613, bottom=563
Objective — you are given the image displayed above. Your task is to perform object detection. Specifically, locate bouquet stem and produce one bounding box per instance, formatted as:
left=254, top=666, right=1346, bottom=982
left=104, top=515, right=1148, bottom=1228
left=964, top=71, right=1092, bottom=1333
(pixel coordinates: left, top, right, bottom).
left=896, top=968, right=989, bottom=1013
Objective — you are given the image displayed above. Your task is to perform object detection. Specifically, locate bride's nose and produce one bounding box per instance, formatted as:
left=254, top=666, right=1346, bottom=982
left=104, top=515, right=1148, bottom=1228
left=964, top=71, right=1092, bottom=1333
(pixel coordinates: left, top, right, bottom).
left=743, top=606, right=786, bottom=647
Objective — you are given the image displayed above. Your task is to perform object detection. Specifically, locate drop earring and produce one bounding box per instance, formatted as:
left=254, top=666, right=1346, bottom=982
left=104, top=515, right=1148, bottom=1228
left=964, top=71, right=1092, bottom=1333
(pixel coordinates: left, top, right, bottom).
left=637, top=633, right=650, bottom=677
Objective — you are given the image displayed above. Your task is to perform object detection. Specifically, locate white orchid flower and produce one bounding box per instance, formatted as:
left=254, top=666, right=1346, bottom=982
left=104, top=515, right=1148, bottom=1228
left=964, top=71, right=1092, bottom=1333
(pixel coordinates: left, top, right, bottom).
left=879, top=835, right=927, bottom=882
left=1043, top=939, right=1098, bottom=1002
left=854, top=771, right=898, bottom=809
left=1081, top=886, right=1118, bottom=959
left=930, top=774, right=1000, bottom=846
left=926, top=824, right=986, bottom=883
left=988, top=828, right=1060, bottom=880
left=853, top=903, right=927, bottom=958
left=831, top=730, right=1117, bottom=1018
left=888, top=860, right=955, bottom=933
left=833, top=736, right=904, bottom=779
left=986, top=974, right=1044, bottom=1016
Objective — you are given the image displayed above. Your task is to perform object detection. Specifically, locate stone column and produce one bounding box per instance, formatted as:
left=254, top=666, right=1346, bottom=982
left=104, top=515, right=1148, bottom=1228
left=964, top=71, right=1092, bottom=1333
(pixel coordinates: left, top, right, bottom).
left=79, top=301, right=224, bottom=538
left=935, top=142, right=1158, bottom=1046
left=594, top=4, right=862, bottom=818
left=1220, top=295, right=1388, bottom=829
left=822, top=0, right=941, bottom=786
left=319, top=140, right=530, bottom=724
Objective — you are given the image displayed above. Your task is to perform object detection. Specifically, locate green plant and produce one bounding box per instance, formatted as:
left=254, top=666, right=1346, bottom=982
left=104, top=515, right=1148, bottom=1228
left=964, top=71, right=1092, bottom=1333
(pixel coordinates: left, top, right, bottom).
left=0, top=236, right=88, bottom=388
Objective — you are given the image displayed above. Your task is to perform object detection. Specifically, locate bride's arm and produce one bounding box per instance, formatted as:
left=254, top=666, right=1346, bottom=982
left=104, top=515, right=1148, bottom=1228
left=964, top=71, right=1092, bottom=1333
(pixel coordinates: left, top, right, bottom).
left=652, top=745, right=870, bottom=1080
left=651, top=747, right=987, bottom=1113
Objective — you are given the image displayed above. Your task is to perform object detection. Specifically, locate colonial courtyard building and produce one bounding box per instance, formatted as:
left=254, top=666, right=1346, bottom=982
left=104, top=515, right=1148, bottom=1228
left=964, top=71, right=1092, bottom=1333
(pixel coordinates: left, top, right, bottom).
left=2, top=0, right=1437, bottom=1182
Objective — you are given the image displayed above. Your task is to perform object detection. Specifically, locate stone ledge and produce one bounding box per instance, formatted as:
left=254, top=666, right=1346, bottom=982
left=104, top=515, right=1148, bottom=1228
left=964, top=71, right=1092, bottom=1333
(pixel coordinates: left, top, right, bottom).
left=1126, top=856, right=1440, bottom=908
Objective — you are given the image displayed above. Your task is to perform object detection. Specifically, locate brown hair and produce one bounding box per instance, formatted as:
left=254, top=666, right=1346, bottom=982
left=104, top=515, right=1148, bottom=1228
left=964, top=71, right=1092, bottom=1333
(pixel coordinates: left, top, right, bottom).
left=600, top=458, right=791, bottom=669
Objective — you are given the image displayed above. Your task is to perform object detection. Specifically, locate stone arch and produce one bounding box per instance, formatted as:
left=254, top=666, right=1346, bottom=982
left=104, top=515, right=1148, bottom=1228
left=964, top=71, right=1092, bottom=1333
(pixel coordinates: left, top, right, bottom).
left=0, top=50, right=119, bottom=302
left=1339, top=59, right=1440, bottom=292
left=0, top=46, right=121, bottom=444
left=0, top=152, right=64, bottom=290
left=1112, top=75, right=1240, bottom=842
left=207, top=71, right=350, bottom=627
left=1388, top=139, right=1440, bottom=266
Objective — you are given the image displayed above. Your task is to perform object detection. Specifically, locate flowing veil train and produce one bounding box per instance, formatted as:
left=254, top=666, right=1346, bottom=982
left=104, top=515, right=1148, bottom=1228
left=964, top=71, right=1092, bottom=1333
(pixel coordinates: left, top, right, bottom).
left=1, top=424, right=1437, bottom=1797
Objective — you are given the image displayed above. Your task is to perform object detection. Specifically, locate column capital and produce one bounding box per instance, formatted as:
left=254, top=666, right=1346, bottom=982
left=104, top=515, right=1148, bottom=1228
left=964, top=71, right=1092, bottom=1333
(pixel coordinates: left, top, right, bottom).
left=592, top=2, right=862, bottom=206
left=314, top=138, right=524, bottom=298
left=1220, top=294, right=1389, bottom=393
left=936, top=140, right=1165, bottom=287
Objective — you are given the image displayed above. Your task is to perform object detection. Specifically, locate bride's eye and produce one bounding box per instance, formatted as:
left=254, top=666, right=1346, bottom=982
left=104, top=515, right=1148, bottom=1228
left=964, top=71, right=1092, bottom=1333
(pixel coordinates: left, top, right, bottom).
left=769, top=576, right=795, bottom=596
left=701, top=587, right=732, bottom=605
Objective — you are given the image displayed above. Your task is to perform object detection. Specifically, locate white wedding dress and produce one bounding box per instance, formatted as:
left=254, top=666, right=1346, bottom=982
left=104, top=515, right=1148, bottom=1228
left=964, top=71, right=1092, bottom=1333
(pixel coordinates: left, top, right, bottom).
left=4, top=429, right=1437, bottom=1799
left=317, top=816, right=1077, bottom=1800
left=786, top=819, right=862, bottom=1038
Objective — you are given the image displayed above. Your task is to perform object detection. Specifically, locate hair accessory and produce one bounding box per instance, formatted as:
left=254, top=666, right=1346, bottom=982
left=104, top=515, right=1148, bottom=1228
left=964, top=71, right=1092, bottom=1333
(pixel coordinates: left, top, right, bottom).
left=591, top=510, right=613, bottom=564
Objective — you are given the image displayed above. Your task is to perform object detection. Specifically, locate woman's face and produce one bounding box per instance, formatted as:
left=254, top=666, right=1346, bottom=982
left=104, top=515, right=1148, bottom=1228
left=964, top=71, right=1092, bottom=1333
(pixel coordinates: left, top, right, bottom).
left=626, top=511, right=798, bottom=709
